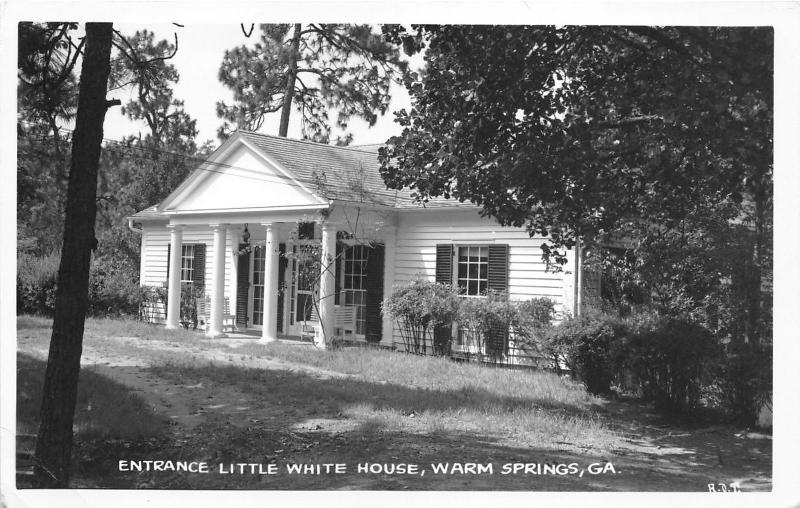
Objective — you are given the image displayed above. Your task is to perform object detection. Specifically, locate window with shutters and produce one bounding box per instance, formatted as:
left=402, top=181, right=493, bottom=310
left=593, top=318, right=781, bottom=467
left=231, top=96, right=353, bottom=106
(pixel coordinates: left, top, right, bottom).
left=180, top=245, right=195, bottom=283
left=340, top=244, right=368, bottom=336
left=436, top=243, right=509, bottom=351
left=456, top=246, right=489, bottom=297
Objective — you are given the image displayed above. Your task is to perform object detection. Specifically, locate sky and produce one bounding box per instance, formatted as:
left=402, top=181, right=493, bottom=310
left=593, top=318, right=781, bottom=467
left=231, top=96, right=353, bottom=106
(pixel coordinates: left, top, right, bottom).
left=105, top=24, right=415, bottom=149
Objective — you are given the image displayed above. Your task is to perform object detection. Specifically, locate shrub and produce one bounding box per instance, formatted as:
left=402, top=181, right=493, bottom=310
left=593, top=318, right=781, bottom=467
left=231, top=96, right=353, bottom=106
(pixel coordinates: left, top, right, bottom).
left=621, top=312, right=722, bottom=414
left=717, top=341, right=772, bottom=426
left=510, top=297, right=556, bottom=352
left=87, top=257, right=148, bottom=317
left=542, top=309, right=624, bottom=395
left=17, top=251, right=149, bottom=318
left=179, top=283, right=204, bottom=329
left=382, top=277, right=460, bottom=355
left=16, top=250, right=60, bottom=315
left=456, top=290, right=517, bottom=361
left=139, top=285, right=168, bottom=322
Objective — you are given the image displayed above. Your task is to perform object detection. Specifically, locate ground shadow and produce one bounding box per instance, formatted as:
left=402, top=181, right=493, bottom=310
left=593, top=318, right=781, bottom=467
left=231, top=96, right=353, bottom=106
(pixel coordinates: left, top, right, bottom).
left=16, top=353, right=771, bottom=491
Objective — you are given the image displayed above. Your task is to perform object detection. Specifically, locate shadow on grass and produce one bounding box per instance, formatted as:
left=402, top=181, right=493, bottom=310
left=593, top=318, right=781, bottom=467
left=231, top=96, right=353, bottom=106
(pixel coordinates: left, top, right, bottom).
left=147, top=361, right=601, bottom=430
left=16, top=353, right=172, bottom=488
left=136, top=362, right=771, bottom=491
left=15, top=350, right=772, bottom=491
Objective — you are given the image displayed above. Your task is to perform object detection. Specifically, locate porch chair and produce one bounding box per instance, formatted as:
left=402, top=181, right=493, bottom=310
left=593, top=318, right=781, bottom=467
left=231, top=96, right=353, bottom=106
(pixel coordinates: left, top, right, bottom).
left=334, top=305, right=357, bottom=337
left=196, top=297, right=237, bottom=334
left=299, top=305, right=357, bottom=342
left=222, top=297, right=237, bottom=333
left=300, top=306, right=320, bottom=342
left=196, top=296, right=210, bottom=332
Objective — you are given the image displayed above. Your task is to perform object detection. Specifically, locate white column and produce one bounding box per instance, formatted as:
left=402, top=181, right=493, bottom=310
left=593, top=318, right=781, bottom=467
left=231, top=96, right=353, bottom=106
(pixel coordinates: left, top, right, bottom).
left=165, top=225, right=183, bottom=329
left=381, top=226, right=397, bottom=346
left=317, top=221, right=337, bottom=349
left=208, top=224, right=228, bottom=338
left=261, top=223, right=279, bottom=342
left=575, top=237, right=583, bottom=319
left=228, top=227, right=238, bottom=327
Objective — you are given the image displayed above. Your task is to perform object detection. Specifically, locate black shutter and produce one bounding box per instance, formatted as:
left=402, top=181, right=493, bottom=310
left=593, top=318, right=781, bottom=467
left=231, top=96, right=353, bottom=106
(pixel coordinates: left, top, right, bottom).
left=334, top=242, right=343, bottom=305
left=435, top=244, right=454, bottom=284
left=433, top=244, right=454, bottom=355
left=485, top=244, right=510, bottom=359
left=277, top=243, right=287, bottom=333
left=487, top=244, right=509, bottom=293
left=165, top=244, right=171, bottom=322
left=364, top=244, right=385, bottom=343
left=192, top=244, right=206, bottom=291
left=236, top=244, right=250, bottom=327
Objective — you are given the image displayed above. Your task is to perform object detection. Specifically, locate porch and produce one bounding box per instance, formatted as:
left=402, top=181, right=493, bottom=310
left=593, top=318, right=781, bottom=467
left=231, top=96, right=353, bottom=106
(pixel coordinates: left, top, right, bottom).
left=164, top=217, right=396, bottom=349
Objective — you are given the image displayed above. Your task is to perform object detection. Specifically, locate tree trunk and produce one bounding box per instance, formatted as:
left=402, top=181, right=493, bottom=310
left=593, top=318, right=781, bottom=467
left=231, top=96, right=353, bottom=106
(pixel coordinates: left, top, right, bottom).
left=32, top=22, right=114, bottom=488
left=278, top=23, right=302, bottom=137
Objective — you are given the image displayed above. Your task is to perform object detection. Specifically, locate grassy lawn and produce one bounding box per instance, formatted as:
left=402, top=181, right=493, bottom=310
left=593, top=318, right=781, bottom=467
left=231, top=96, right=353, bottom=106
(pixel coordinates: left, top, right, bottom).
left=15, top=315, right=772, bottom=491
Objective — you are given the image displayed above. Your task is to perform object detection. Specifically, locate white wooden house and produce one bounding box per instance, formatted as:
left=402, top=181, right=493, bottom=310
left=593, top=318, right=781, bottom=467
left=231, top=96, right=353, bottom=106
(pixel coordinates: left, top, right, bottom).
left=129, top=130, right=582, bottom=350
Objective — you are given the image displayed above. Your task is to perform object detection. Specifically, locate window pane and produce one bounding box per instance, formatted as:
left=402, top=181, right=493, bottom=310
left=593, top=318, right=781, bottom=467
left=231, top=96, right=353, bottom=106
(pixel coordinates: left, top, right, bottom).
left=479, top=263, right=488, bottom=280
left=468, top=280, right=478, bottom=295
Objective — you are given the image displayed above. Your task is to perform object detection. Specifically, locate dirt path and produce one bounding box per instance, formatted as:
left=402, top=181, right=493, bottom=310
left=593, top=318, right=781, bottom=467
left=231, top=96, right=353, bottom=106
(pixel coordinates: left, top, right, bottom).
left=18, top=335, right=772, bottom=491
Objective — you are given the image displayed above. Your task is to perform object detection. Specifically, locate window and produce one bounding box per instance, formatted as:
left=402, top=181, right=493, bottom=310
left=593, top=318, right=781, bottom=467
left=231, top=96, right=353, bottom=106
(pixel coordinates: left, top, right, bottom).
left=180, top=245, right=195, bottom=283
left=252, top=245, right=266, bottom=326
left=341, top=244, right=368, bottom=335
left=298, top=222, right=315, bottom=240
left=456, top=246, right=489, bottom=296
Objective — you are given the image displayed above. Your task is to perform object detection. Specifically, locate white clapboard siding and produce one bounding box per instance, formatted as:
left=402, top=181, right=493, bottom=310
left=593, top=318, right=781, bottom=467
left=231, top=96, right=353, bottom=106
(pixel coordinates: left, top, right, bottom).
left=140, top=225, right=234, bottom=306
left=389, top=209, right=576, bottom=349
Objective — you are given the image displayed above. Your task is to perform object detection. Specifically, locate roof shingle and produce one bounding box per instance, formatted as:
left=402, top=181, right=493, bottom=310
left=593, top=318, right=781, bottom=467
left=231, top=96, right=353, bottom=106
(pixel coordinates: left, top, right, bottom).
left=131, top=130, right=473, bottom=219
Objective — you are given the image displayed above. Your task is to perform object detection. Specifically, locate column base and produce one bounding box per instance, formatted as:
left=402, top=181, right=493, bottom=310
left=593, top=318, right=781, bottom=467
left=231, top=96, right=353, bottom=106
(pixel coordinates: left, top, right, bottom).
left=206, top=330, right=227, bottom=339
left=259, top=336, right=277, bottom=344
left=165, top=324, right=180, bottom=330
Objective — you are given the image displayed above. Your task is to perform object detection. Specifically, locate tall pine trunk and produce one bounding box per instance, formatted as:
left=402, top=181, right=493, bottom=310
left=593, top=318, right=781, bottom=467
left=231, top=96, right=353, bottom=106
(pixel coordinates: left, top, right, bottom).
left=278, top=23, right=302, bottom=137
left=32, top=22, right=114, bottom=488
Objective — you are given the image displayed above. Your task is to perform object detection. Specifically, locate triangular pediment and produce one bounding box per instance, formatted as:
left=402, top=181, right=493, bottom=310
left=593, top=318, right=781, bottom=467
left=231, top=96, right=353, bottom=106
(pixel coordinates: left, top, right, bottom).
left=160, top=134, right=325, bottom=213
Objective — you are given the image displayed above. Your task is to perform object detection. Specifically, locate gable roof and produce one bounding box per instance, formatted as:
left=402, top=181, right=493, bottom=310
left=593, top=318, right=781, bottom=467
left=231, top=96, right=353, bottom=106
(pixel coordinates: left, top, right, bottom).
left=131, top=130, right=473, bottom=220
left=238, top=130, right=401, bottom=207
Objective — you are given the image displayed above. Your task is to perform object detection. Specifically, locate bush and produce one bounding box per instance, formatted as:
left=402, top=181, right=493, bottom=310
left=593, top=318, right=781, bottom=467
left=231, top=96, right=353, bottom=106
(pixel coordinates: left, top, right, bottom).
left=382, top=277, right=460, bottom=354
left=17, top=251, right=147, bottom=318
left=88, top=257, right=148, bottom=317
left=16, top=250, right=60, bottom=315
left=717, top=341, right=772, bottom=426
left=456, top=291, right=554, bottom=362
left=543, top=309, right=624, bottom=395
left=621, top=312, right=722, bottom=414
left=139, top=285, right=168, bottom=322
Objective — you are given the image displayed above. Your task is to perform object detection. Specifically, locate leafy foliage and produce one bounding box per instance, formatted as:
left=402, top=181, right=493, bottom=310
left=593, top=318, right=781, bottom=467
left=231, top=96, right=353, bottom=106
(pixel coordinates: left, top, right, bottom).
left=217, top=24, right=407, bottom=142
left=620, top=312, right=722, bottom=414
left=18, top=22, right=81, bottom=142
left=379, top=26, right=772, bottom=347
left=382, top=277, right=460, bottom=355
left=542, top=309, right=625, bottom=395
left=18, top=26, right=207, bottom=314
left=112, top=29, right=198, bottom=152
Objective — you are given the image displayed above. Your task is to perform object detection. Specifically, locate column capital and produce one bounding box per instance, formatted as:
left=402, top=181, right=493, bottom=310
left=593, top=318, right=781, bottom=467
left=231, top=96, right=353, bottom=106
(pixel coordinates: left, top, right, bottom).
left=319, top=221, right=339, bottom=232
left=209, top=223, right=229, bottom=230
left=166, top=224, right=184, bottom=231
